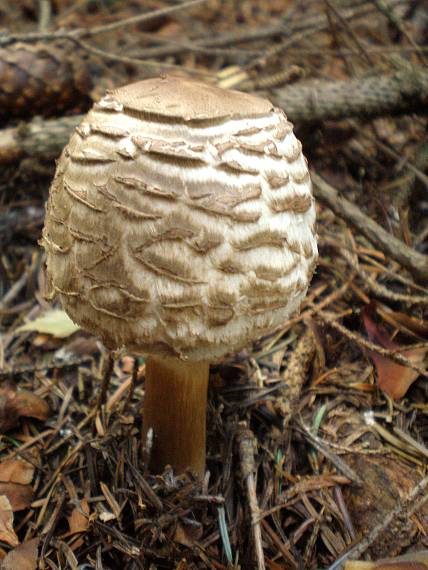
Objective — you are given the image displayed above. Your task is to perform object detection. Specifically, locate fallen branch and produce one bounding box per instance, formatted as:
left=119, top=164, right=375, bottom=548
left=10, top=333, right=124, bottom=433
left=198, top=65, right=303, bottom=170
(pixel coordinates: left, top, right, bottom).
left=237, top=426, right=266, bottom=570
left=271, top=65, right=428, bottom=122
left=2, top=65, right=428, bottom=165
left=311, top=172, right=428, bottom=282
left=0, top=115, right=80, bottom=164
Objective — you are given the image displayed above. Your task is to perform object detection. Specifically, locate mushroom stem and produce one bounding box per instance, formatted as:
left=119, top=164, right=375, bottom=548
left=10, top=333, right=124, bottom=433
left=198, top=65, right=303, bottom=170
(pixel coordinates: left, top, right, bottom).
left=142, top=356, right=209, bottom=477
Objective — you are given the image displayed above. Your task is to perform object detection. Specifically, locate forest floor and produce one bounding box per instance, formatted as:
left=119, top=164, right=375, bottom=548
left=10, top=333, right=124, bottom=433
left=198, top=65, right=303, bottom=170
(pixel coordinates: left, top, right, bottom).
left=0, top=1, right=427, bottom=569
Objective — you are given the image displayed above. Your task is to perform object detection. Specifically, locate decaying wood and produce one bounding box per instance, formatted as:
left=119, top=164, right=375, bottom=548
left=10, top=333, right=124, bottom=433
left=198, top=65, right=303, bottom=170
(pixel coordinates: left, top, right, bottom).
left=337, top=470, right=428, bottom=566
left=271, top=65, right=428, bottom=122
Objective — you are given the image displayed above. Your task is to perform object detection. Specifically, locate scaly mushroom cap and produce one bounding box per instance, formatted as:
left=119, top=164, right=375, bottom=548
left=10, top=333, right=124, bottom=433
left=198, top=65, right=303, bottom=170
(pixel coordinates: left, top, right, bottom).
left=41, top=76, right=317, bottom=360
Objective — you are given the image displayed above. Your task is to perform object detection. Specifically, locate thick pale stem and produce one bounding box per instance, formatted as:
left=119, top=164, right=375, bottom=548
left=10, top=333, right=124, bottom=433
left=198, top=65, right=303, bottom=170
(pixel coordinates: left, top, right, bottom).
left=142, top=356, right=209, bottom=477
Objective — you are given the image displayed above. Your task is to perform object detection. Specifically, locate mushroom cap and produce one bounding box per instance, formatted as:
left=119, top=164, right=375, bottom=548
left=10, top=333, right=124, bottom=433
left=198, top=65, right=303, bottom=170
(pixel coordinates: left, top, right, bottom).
left=41, top=76, right=317, bottom=361
left=107, top=75, right=273, bottom=121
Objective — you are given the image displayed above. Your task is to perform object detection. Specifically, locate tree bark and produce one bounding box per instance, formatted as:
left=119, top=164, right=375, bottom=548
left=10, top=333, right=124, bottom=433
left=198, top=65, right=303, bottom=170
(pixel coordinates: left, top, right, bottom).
left=271, top=66, right=428, bottom=123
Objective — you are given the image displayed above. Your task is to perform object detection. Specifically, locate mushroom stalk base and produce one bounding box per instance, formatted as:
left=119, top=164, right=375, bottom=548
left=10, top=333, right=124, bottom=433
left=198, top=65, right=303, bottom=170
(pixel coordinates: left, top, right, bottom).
left=142, top=356, right=209, bottom=477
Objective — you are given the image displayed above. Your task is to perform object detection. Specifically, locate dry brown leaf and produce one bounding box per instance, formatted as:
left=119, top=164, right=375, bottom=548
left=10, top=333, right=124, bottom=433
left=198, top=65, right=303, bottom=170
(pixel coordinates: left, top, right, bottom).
left=67, top=499, right=90, bottom=534
left=0, top=384, right=50, bottom=432
left=0, top=456, right=35, bottom=486
left=0, top=496, right=18, bottom=547
left=363, top=305, right=427, bottom=399
left=30, top=333, right=63, bottom=350
left=0, top=538, right=39, bottom=570
left=174, top=521, right=203, bottom=548
left=0, top=483, right=33, bottom=511
left=13, top=391, right=50, bottom=422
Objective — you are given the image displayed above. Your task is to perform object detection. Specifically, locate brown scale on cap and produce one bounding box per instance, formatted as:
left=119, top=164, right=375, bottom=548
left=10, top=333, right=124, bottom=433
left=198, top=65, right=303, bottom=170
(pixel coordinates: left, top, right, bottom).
left=41, top=75, right=317, bottom=476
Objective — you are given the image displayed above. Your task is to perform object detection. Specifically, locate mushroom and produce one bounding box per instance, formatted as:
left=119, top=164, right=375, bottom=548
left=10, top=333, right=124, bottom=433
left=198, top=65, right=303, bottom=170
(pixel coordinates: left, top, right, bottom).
left=41, top=75, right=317, bottom=477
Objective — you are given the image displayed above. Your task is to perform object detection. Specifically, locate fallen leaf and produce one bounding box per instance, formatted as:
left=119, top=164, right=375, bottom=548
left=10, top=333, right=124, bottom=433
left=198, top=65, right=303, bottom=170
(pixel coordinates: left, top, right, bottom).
left=12, top=391, right=50, bottom=422
left=30, top=333, right=63, bottom=350
left=0, top=384, right=50, bottom=432
left=0, top=538, right=39, bottom=570
left=0, top=456, right=35, bottom=486
left=16, top=309, right=79, bottom=339
left=67, top=500, right=90, bottom=534
left=0, top=496, right=18, bottom=547
left=363, top=305, right=427, bottom=399
left=174, top=521, right=203, bottom=547
left=0, top=484, right=33, bottom=511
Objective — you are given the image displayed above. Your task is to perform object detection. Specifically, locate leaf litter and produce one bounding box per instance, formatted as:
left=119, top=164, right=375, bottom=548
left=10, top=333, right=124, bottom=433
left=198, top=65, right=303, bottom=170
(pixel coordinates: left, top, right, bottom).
left=0, top=0, right=427, bottom=568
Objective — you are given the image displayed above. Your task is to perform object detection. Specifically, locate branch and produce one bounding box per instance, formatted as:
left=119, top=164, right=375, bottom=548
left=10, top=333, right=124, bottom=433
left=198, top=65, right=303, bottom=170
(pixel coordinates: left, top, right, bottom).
left=271, top=66, right=428, bottom=122
left=0, top=0, right=207, bottom=46
left=139, top=0, right=405, bottom=59
left=311, top=172, right=428, bottom=282
left=0, top=115, right=80, bottom=164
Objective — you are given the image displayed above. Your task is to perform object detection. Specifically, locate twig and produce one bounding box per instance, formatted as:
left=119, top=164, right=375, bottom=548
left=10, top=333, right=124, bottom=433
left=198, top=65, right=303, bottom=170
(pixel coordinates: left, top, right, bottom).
left=296, top=421, right=363, bottom=485
left=69, top=36, right=213, bottom=77
left=316, top=308, right=428, bottom=379
left=141, top=0, right=405, bottom=59
left=123, top=358, right=139, bottom=411
left=0, top=259, right=36, bottom=311
left=311, top=172, right=428, bottom=282
left=371, top=0, right=427, bottom=64
left=261, top=519, right=296, bottom=567
left=0, top=355, right=93, bottom=379
left=324, top=0, right=374, bottom=66
left=333, top=241, right=428, bottom=305
left=237, top=425, right=266, bottom=570
left=0, top=0, right=208, bottom=46
left=97, top=352, right=114, bottom=409
left=372, top=137, right=428, bottom=190
left=38, top=0, right=52, bottom=32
